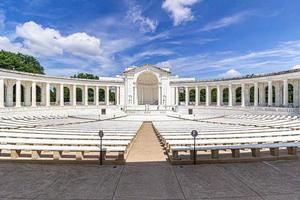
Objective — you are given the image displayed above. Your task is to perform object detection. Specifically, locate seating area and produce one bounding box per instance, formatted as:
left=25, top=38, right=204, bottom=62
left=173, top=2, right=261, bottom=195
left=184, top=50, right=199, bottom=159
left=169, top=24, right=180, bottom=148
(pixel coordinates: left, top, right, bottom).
left=154, top=114, right=300, bottom=164
left=0, top=113, right=142, bottom=164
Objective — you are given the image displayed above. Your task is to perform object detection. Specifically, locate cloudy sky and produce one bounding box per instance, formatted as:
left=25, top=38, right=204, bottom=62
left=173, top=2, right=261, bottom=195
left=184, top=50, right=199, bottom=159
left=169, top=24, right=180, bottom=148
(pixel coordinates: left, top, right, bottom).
left=0, top=0, right=300, bottom=79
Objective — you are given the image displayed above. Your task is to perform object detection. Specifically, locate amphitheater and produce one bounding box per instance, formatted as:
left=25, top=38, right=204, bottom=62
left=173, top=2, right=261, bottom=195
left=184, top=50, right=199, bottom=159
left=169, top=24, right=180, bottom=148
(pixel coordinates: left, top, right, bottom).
left=1, top=65, right=300, bottom=199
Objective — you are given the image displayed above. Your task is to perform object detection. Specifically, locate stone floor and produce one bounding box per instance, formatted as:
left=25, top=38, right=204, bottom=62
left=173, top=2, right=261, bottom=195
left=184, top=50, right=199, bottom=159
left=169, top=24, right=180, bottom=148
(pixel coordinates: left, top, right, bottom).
left=1, top=122, right=300, bottom=199
left=0, top=160, right=300, bottom=199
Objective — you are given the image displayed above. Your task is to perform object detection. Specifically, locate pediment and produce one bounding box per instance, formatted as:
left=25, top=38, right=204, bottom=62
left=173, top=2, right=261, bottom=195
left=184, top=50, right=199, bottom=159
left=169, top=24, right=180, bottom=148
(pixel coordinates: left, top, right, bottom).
left=123, top=64, right=171, bottom=77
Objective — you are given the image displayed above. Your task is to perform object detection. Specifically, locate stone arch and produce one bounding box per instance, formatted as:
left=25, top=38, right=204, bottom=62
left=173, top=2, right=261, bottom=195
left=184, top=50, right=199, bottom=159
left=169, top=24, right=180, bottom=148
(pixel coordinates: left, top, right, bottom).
left=64, top=86, right=70, bottom=104
left=223, top=88, right=229, bottom=104
left=200, top=88, right=206, bottom=103
left=211, top=88, right=217, bottom=103
left=50, top=86, right=57, bottom=104
left=189, top=88, right=195, bottom=103
left=76, top=87, right=83, bottom=104
left=88, top=88, right=94, bottom=103
left=99, top=88, right=105, bottom=103
left=179, top=87, right=186, bottom=104
left=36, top=85, right=42, bottom=104
left=235, top=87, right=242, bottom=103
left=136, top=71, right=159, bottom=105
left=288, top=83, right=293, bottom=104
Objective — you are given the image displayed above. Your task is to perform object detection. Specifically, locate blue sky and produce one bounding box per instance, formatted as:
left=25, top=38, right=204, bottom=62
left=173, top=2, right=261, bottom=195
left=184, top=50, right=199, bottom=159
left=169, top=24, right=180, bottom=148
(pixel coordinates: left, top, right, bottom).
left=0, top=0, right=300, bottom=79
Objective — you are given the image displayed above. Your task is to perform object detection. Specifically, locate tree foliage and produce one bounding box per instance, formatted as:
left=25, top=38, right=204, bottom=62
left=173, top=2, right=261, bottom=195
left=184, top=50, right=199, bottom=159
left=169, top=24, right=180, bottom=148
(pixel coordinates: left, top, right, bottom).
left=71, top=73, right=99, bottom=80
left=0, top=50, right=44, bottom=74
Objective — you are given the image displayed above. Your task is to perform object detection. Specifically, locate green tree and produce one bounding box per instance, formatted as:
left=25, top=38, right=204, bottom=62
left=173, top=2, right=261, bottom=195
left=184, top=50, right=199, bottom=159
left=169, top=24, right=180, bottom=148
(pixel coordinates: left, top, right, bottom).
left=0, top=50, right=44, bottom=74
left=71, top=73, right=99, bottom=80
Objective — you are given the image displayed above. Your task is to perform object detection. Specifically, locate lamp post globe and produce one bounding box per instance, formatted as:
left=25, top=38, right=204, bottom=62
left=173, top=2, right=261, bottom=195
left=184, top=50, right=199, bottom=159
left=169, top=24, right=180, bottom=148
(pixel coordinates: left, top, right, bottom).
left=191, top=130, right=198, bottom=138
left=99, top=130, right=104, bottom=138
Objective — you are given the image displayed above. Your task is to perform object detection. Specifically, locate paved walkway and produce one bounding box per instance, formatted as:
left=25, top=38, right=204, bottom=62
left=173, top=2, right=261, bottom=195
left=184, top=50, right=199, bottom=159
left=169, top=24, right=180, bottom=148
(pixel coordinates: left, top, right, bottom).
left=126, top=122, right=166, bottom=163
left=1, top=160, right=300, bottom=199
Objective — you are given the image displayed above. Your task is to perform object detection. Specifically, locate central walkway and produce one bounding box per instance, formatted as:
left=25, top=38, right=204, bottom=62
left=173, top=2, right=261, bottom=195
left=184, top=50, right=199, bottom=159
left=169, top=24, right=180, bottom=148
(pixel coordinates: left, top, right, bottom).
left=126, top=122, right=166, bottom=163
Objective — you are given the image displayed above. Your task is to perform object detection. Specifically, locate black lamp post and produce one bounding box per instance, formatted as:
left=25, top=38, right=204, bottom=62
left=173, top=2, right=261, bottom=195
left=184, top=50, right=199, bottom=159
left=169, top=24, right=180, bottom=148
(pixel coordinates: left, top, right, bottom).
left=191, top=130, right=198, bottom=165
left=98, top=130, right=104, bottom=165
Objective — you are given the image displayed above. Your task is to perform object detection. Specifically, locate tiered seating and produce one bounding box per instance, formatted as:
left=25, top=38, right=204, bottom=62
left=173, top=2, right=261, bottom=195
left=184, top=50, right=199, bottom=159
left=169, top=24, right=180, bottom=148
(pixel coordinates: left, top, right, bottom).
left=0, top=115, right=89, bottom=129
left=220, top=114, right=300, bottom=129
left=154, top=116, right=300, bottom=164
left=0, top=114, right=142, bottom=164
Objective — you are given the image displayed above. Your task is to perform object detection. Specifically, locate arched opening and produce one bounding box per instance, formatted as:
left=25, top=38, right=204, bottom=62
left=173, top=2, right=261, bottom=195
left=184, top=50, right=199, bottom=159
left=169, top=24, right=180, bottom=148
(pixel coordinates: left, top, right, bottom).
left=211, top=88, right=217, bottom=104
left=249, top=86, right=254, bottom=103
left=179, top=87, right=185, bottom=105
left=110, top=87, right=116, bottom=105
left=288, top=83, right=294, bottom=105
left=235, top=87, right=242, bottom=104
left=50, top=86, right=56, bottom=105
left=99, top=88, right=105, bottom=104
left=76, top=88, right=83, bottom=104
left=136, top=72, right=158, bottom=105
left=64, top=87, right=70, bottom=105
left=265, top=86, right=275, bottom=104
left=36, top=85, right=42, bottom=105
left=223, top=88, right=229, bottom=104
left=88, top=88, right=94, bottom=104
left=189, top=89, right=195, bottom=105
left=200, top=89, right=206, bottom=104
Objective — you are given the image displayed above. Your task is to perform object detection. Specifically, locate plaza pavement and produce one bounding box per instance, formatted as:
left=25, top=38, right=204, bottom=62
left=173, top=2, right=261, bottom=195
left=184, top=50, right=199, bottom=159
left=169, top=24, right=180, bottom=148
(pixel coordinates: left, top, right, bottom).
left=0, top=120, right=300, bottom=199
left=0, top=160, right=300, bottom=199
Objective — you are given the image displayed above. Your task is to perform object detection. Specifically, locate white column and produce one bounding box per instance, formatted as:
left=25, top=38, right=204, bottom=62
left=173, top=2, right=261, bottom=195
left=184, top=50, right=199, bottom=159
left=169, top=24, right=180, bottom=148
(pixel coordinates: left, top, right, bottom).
left=268, top=80, right=272, bottom=106
left=6, top=81, right=14, bottom=107
left=185, top=87, right=188, bottom=106
left=241, top=83, right=245, bottom=107
left=0, top=79, right=4, bottom=108
left=254, top=82, right=258, bottom=106
left=31, top=81, right=36, bottom=107
left=60, top=84, right=64, bottom=106
left=259, top=84, right=265, bottom=106
left=116, top=87, right=120, bottom=105
left=45, top=83, right=50, bottom=107
left=228, top=84, right=232, bottom=106
left=106, top=86, right=110, bottom=105
left=84, top=85, right=88, bottom=106
left=24, top=84, right=31, bottom=106
left=283, top=79, right=288, bottom=107
left=217, top=85, right=221, bottom=106
left=95, top=86, right=99, bottom=106
left=205, top=85, right=210, bottom=106
left=15, top=80, right=21, bottom=107
left=72, top=84, right=77, bottom=106
left=175, top=87, right=179, bottom=105
left=195, top=86, right=199, bottom=106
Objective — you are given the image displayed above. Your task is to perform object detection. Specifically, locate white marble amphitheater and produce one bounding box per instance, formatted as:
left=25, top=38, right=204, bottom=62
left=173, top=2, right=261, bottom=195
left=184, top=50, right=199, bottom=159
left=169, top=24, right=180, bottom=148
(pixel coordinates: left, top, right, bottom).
left=0, top=64, right=300, bottom=164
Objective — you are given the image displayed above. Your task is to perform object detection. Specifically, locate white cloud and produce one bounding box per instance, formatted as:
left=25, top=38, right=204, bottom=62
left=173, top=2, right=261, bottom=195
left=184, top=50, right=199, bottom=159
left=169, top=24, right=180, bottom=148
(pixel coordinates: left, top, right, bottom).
left=162, top=0, right=199, bottom=26
left=127, top=5, right=158, bottom=33
left=0, top=36, right=28, bottom=54
left=15, top=21, right=102, bottom=57
left=57, top=32, right=102, bottom=56
left=16, top=21, right=62, bottom=56
left=156, top=40, right=300, bottom=78
left=218, top=69, right=242, bottom=78
left=201, top=11, right=250, bottom=31
left=292, top=65, right=300, bottom=69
